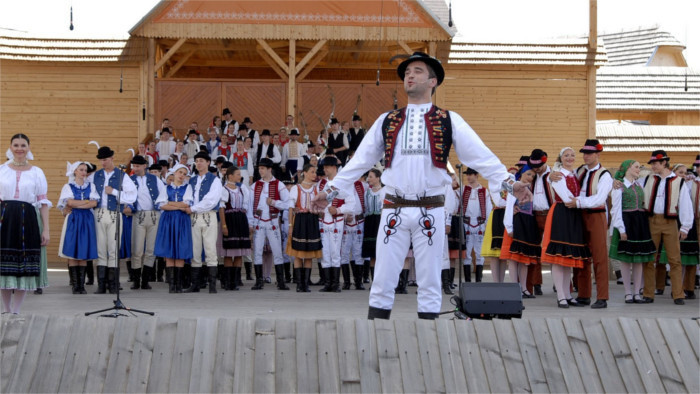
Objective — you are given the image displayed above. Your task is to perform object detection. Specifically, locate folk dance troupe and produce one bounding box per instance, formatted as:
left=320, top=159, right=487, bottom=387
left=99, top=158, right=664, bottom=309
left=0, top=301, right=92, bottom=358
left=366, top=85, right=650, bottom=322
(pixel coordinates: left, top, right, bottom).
left=2, top=53, right=699, bottom=318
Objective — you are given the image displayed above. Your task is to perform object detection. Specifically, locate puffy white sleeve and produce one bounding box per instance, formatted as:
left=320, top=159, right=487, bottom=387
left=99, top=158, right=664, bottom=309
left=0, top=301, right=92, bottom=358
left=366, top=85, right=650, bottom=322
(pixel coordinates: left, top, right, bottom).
left=57, top=184, right=73, bottom=210
left=34, top=167, right=52, bottom=207
left=610, top=188, right=625, bottom=234
left=89, top=183, right=100, bottom=201
left=503, top=193, right=516, bottom=234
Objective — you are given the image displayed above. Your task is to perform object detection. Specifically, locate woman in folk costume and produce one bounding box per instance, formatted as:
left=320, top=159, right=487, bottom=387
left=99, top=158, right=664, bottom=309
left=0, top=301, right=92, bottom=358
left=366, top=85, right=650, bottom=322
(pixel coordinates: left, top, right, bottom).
left=57, top=161, right=99, bottom=294
left=1, top=134, right=52, bottom=314
left=481, top=180, right=508, bottom=282
left=154, top=164, right=194, bottom=293
left=287, top=164, right=323, bottom=292
left=500, top=165, right=540, bottom=298
left=218, top=165, right=253, bottom=291
left=232, top=138, right=254, bottom=186
left=541, top=147, right=591, bottom=308
left=361, top=168, right=385, bottom=285
left=608, top=160, right=657, bottom=303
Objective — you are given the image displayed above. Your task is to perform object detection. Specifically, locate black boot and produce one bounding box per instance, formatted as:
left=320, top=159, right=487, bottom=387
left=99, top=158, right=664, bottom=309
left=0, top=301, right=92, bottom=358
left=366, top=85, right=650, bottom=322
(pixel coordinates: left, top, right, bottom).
left=95, top=266, right=107, bottom=294
left=442, top=269, right=453, bottom=295
left=107, top=268, right=116, bottom=294
left=244, top=261, right=253, bottom=280
left=141, top=266, right=152, bottom=290
left=69, top=266, right=80, bottom=294
left=156, top=257, right=165, bottom=282
left=175, top=267, right=183, bottom=293
left=417, top=312, right=439, bottom=320
left=363, top=260, right=371, bottom=283
left=275, top=265, right=290, bottom=290
left=370, top=266, right=375, bottom=281
left=292, top=265, right=298, bottom=284
left=85, top=260, right=94, bottom=285
left=67, top=264, right=74, bottom=287
left=131, top=268, right=141, bottom=290
left=341, top=264, right=352, bottom=290
left=295, top=268, right=303, bottom=292
left=126, top=260, right=134, bottom=283
left=395, top=269, right=408, bottom=294
left=464, top=264, right=472, bottom=282
left=77, top=266, right=87, bottom=294
left=475, top=265, right=483, bottom=283
left=615, top=270, right=623, bottom=285
left=252, top=265, right=264, bottom=290
left=199, top=266, right=208, bottom=289
left=184, top=267, right=201, bottom=292
left=284, top=262, right=292, bottom=283
left=319, top=268, right=333, bottom=292
left=367, top=306, right=391, bottom=320
left=220, top=267, right=230, bottom=290
left=231, top=267, right=241, bottom=291
left=352, top=262, right=365, bottom=290
left=331, top=267, right=342, bottom=293
left=449, top=267, right=456, bottom=288
left=312, top=262, right=326, bottom=286
left=167, top=267, right=175, bottom=293
left=208, top=267, right=218, bottom=293
left=303, top=268, right=312, bottom=292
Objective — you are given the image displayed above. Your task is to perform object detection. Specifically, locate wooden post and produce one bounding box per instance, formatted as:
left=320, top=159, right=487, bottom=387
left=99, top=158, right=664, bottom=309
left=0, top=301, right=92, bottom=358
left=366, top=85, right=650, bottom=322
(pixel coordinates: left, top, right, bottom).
left=288, top=39, right=296, bottom=117
left=147, top=38, right=156, bottom=136
left=587, top=0, right=597, bottom=139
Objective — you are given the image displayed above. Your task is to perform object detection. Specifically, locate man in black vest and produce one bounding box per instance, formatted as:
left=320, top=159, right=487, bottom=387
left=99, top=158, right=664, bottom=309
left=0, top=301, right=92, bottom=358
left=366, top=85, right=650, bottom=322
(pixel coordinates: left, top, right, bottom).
left=255, top=129, right=281, bottom=181
left=326, top=118, right=349, bottom=166
left=348, top=114, right=365, bottom=156
left=312, top=52, right=530, bottom=320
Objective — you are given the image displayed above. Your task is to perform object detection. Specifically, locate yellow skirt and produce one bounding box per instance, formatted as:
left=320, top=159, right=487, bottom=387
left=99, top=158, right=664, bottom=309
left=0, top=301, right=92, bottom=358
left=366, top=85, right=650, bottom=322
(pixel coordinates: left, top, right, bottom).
left=481, top=211, right=502, bottom=258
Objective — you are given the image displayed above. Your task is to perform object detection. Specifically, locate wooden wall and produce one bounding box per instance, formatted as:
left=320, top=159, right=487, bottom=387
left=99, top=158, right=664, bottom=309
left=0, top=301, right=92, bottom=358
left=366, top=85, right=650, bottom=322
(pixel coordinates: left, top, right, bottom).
left=598, top=111, right=700, bottom=125
left=0, top=60, right=143, bottom=259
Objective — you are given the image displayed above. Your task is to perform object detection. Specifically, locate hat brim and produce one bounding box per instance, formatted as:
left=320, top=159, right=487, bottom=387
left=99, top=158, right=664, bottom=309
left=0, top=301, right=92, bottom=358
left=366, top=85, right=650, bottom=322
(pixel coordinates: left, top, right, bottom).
left=397, top=57, right=445, bottom=86
left=96, top=151, right=114, bottom=159
left=647, top=157, right=670, bottom=164
left=579, top=149, right=602, bottom=154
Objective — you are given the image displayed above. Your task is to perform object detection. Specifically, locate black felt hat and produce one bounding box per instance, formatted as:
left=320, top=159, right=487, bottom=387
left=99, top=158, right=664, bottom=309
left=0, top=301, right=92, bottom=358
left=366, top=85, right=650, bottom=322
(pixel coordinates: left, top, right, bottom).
left=397, top=52, right=445, bottom=86
left=320, top=155, right=341, bottom=167
left=580, top=139, right=603, bottom=153
left=464, top=167, right=479, bottom=175
left=194, top=151, right=211, bottom=162
left=528, top=149, right=548, bottom=168
left=148, top=164, right=162, bottom=172
left=289, top=128, right=300, bottom=136
left=258, top=158, right=274, bottom=168
left=329, top=118, right=339, bottom=125
left=516, top=155, right=530, bottom=166
left=222, top=108, right=232, bottom=116
left=647, top=150, right=670, bottom=164
left=96, top=146, right=114, bottom=159
left=261, top=129, right=271, bottom=136
left=352, top=115, right=362, bottom=121
left=243, top=117, right=253, bottom=124
left=130, top=155, right=148, bottom=165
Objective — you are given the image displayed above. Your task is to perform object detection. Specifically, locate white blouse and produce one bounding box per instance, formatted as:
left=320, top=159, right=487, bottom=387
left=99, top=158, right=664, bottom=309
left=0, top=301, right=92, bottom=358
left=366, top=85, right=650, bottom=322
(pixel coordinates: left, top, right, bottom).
left=57, top=181, right=100, bottom=210
left=0, top=164, right=52, bottom=207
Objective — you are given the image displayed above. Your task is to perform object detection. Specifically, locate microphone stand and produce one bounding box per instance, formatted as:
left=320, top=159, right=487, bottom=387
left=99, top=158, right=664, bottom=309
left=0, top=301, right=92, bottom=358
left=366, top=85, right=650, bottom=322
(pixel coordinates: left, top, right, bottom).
left=86, top=165, right=154, bottom=317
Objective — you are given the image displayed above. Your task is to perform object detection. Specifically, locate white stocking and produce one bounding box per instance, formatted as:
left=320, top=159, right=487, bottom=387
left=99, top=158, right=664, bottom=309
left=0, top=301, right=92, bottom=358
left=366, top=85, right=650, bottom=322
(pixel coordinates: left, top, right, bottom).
left=552, top=264, right=565, bottom=301
left=508, top=260, right=519, bottom=284
left=519, top=263, right=529, bottom=291
left=632, top=264, right=644, bottom=296
left=620, top=262, right=633, bottom=296
left=10, top=290, right=26, bottom=314
left=1, top=289, right=12, bottom=313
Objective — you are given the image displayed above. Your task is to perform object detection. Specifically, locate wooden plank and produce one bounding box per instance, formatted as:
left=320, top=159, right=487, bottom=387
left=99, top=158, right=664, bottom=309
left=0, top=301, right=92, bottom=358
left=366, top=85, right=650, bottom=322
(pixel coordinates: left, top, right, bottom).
left=125, top=317, right=158, bottom=394
left=188, top=318, right=218, bottom=393
left=102, top=318, right=139, bottom=393
left=529, top=319, right=567, bottom=393
left=600, top=318, right=646, bottom=393
left=580, top=319, right=626, bottom=394
left=80, top=317, right=115, bottom=393
left=336, top=319, right=361, bottom=393
left=680, top=318, right=699, bottom=360
left=394, top=320, right=426, bottom=393
left=435, top=320, right=468, bottom=394
left=561, top=318, right=603, bottom=393
left=546, top=318, right=585, bottom=393
left=621, top=318, right=670, bottom=393
left=146, top=317, right=178, bottom=393
left=657, top=318, right=700, bottom=394
left=415, top=319, right=446, bottom=394
left=27, top=316, right=73, bottom=393
left=295, top=39, right=327, bottom=74
left=374, top=319, right=404, bottom=393
left=154, top=38, right=187, bottom=71
left=253, top=318, right=277, bottom=393
left=7, top=315, right=49, bottom=393
left=355, top=319, right=381, bottom=394
left=0, top=316, right=30, bottom=392
left=168, top=318, right=197, bottom=393
left=511, top=319, right=549, bottom=393
left=257, top=39, right=290, bottom=73
left=473, top=319, right=510, bottom=393
left=233, top=319, right=256, bottom=393
left=316, top=319, right=341, bottom=393
left=296, top=319, right=319, bottom=394
left=454, top=321, right=491, bottom=393
left=212, top=318, right=237, bottom=393
left=493, top=319, right=531, bottom=393
left=58, top=317, right=95, bottom=393
left=275, top=320, right=297, bottom=394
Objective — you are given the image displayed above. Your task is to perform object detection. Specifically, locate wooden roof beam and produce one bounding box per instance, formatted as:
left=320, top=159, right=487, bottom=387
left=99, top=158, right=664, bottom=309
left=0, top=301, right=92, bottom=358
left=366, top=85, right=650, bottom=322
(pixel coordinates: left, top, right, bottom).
left=297, top=47, right=329, bottom=81
left=257, top=39, right=290, bottom=74
left=165, top=50, right=196, bottom=78
left=398, top=41, right=413, bottom=55
left=295, top=40, right=327, bottom=74
left=154, top=37, right=186, bottom=72
left=352, top=40, right=364, bottom=61
left=256, top=47, right=288, bottom=80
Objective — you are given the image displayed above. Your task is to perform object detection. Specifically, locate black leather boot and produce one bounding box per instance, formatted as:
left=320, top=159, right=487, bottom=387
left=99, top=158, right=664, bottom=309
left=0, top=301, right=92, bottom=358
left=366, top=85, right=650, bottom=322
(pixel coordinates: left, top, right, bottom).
left=244, top=261, right=253, bottom=280
left=156, top=257, right=165, bottom=282
left=312, top=262, right=326, bottom=286
left=208, top=267, right=218, bottom=293
left=184, top=267, right=201, bottom=292
left=367, top=306, right=391, bottom=320
left=341, top=264, right=351, bottom=290
left=95, top=266, right=107, bottom=294
left=126, top=260, right=134, bottom=283
left=418, top=312, right=439, bottom=320
left=130, top=268, right=141, bottom=290
left=363, top=260, right=370, bottom=283
left=141, top=266, right=152, bottom=290
left=175, top=267, right=183, bottom=293
left=295, top=268, right=303, bottom=292
left=352, top=262, right=365, bottom=290
left=167, top=267, right=175, bottom=293
left=442, top=269, right=453, bottom=295
left=85, top=260, right=94, bottom=285
left=220, top=267, right=230, bottom=290
left=284, top=262, right=292, bottom=283
left=331, top=267, right=342, bottom=293
left=275, top=265, right=290, bottom=290
left=304, top=268, right=312, bottom=292
left=231, top=267, right=240, bottom=291
left=464, top=264, right=472, bottom=282
left=107, top=268, right=116, bottom=294
left=475, top=265, right=483, bottom=283
left=395, top=269, right=408, bottom=294
left=319, top=268, right=333, bottom=292
left=252, top=265, right=264, bottom=290
left=69, top=266, right=79, bottom=294
left=199, top=266, right=208, bottom=289
left=449, top=267, right=456, bottom=288
left=77, top=266, right=87, bottom=294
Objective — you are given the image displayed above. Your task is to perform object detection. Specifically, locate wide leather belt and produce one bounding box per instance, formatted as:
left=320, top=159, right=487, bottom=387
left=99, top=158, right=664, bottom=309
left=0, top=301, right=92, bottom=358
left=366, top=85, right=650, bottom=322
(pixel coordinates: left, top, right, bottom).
left=383, top=194, right=445, bottom=209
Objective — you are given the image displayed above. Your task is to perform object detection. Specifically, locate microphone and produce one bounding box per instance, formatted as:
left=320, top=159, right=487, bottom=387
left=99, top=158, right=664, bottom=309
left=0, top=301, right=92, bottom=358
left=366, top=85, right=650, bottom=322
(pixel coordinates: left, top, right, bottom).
left=455, top=163, right=463, bottom=169
left=117, top=164, right=127, bottom=170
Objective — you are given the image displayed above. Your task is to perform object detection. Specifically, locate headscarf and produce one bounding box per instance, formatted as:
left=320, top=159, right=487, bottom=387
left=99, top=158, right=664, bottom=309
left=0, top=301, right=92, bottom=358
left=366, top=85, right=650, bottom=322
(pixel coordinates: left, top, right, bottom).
left=168, top=163, right=189, bottom=177
left=614, top=159, right=635, bottom=182
left=558, top=147, right=573, bottom=160
left=515, top=164, right=532, bottom=181
left=65, top=161, right=84, bottom=182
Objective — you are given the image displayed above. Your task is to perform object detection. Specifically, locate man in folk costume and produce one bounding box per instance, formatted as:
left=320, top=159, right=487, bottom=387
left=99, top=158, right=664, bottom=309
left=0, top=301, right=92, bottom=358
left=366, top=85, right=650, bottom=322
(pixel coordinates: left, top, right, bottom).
left=316, top=156, right=358, bottom=292
left=129, top=155, right=167, bottom=290
left=348, top=114, right=365, bottom=155
left=341, top=174, right=368, bottom=290
left=313, top=52, right=529, bottom=319
left=155, top=128, right=176, bottom=158
left=243, top=117, right=260, bottom=153
left=93, top=146, right=137, bottom=294
left=636, top=151, right=694, bottom=304
left=183, top=151, right=223, bottom=293
left=460, top=168, right=491, bottom=282
left=686, top=154, right=700, bottom=297
left=327, top=118, right=350, bottom=166
left=250, top=158, right=291, bottom=290
left=526, top=148, right=552, bottom=296
left=557, top=140, right=613, bottom=308
left=220, top=107, right=239, bottom=137
left=281, top=128, right=307, bottom=183
left=255, top=129, right=282, bottom=181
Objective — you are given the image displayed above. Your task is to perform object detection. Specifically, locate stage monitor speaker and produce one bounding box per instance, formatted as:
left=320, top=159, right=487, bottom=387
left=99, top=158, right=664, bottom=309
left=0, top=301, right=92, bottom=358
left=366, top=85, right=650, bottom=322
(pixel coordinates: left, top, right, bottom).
left=459, top=282, right=524, bottom=319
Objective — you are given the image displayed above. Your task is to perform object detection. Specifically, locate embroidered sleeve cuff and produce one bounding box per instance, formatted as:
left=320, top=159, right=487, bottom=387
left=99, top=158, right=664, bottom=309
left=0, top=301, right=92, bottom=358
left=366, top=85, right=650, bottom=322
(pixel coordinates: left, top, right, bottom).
left=501, top=174, right=516, bottom=194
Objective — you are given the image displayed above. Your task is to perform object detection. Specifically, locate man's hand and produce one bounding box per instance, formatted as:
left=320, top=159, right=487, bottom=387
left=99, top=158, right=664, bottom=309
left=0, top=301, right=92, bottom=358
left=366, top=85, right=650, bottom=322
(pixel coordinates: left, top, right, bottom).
left=564, top=198, right=578, bottom=208
left=311, top=191, right=330, bottom=213
left=548, top=171, right=562, bottom=182
left=267, top=197, right=275, bottom=206
left=620, top=233, right=628, bottom=241
left=445, top=225, right=451, bottom=234
left=123, top=206, right=132, bottom=215
left=329, top=206, right=338, bottom=216
left=184, top=207, right=192, bottom=214
left=105, top=186, right=114, bottom=195
left=680, top=231, right=688, bottom=241
left=512, top=181, right=533, bottom=203
left=612, top=179, right=623, bottom=190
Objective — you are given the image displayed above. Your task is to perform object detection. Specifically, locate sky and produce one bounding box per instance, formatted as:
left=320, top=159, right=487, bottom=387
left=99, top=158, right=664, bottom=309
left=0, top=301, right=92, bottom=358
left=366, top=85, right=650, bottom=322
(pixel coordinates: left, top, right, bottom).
left=0, top=0, right=698, bottom=67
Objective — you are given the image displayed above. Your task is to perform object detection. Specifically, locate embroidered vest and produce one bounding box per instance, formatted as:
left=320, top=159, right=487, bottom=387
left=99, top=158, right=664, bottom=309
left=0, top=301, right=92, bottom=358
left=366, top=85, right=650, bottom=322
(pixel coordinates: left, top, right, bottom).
left=93, top=169, right=122, bottom=211
left=462, top=186, right=487, bottom=220
left=354, top=181, right=366, bottom=211
left=643, top=174, right=683, bottom=218
left=130, top=173, right=160, bottom=211
left=167, top=184, right=187, bottom=203
left=554, top=175, right=581, bottom=203
left=232, top=152, right=248, bottom=168
left=621, top=183, right=645, bottom=211
left=188, top=173, right=217, bottom=211
left=294, top=185, right=316, bottom=211
left=535, top=172, right=555, bottom=208
left=365, top=189, right=383, bottom=215
left=69, top=183, right=91, bottom=201
left=254, top=179, right=280, bottom=216
left=576, top=165, right=610, bottom=212
left=381, top=105, right=452, bottom=169
left=318, top=178, right=328, bottom=193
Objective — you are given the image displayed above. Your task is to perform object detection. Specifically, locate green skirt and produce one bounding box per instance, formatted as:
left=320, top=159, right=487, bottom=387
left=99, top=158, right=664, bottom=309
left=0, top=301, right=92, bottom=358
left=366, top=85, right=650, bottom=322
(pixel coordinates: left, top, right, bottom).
left=609, top=228, right=656, bottom=264
left=0, top=207, right=49, bottom=290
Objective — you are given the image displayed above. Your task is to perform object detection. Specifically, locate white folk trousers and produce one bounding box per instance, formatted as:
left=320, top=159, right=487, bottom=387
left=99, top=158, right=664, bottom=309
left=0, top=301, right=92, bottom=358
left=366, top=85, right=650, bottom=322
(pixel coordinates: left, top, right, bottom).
left=253, top=219, right=283, bottom=266
left=321, top=218, right=345, bottom=268
left=95, top=208, right=122, bottom=268
left=341, top=221, right=364, bottom=265
left=131, top=210, right=160, bottom=269
left=191, top=211, right=218, bottom=267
